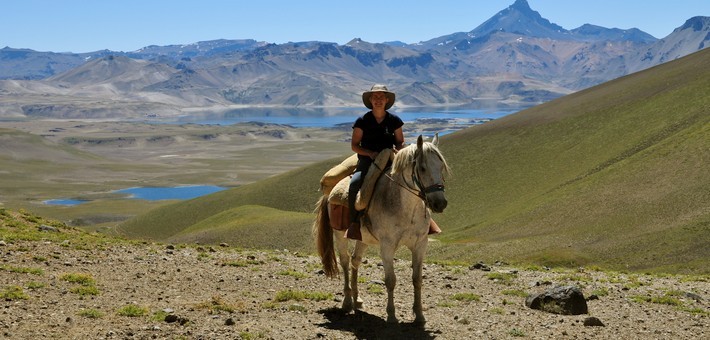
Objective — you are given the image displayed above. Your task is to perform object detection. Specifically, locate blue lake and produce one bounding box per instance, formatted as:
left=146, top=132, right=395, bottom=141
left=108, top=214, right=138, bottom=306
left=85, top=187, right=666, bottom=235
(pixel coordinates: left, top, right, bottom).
left=145, top=106, right=526, bottom=129
left=44, top=185, right=226, bottom=206
left=115, top=185, right=226, bottom=201
left=43, top=199, right=89, bottom=206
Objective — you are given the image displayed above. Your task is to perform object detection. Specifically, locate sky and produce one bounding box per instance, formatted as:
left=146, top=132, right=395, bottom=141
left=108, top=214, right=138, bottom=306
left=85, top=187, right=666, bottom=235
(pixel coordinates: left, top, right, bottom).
left=2, top=0, right=708, bottom=53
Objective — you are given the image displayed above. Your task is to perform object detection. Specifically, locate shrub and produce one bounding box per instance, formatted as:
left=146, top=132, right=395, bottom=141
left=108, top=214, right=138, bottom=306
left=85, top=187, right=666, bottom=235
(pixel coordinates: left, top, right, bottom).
left=277, top=269, right=308, bottom=279
left=60, top=273, right=95, bottom=286
left=451, top=293, right=481, bottom=302
left=195, top=295, right=244, bottom=314
left=77, top=309, right=104, bottom=318
left=117, top=304, right=148, bottom=317
left=0, top=285, right=28, bottom=300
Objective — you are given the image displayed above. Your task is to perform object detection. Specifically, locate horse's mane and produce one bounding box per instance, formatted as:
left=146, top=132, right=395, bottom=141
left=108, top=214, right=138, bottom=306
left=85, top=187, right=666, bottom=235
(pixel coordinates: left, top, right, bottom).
left=391, top=141, right=451, bottom=178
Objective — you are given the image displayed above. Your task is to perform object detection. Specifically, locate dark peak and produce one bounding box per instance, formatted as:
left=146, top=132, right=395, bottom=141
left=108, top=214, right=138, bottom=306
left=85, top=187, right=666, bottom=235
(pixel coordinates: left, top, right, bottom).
left=507, top=0, right=545, bottom=22
left=510, top=0, right=533, bottom=12
left=678, top=16, right=710, bottom=32
left=469, top=0, right=567, bottom=39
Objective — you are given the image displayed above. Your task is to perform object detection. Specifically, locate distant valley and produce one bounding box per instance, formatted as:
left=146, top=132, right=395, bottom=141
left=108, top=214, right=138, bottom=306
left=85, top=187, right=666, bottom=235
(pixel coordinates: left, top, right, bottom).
left=0, top=0, right=708, bottom=119
left=0, top=0, right=708, bottom=275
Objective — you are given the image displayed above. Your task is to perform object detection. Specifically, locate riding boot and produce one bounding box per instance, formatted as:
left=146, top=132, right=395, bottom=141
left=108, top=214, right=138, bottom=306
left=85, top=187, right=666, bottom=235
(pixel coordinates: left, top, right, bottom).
left=346, top=220, right=362, bottom=241
left=428, top=219, right=442, bottom=235
left=347, top=169, right=365, bottom=241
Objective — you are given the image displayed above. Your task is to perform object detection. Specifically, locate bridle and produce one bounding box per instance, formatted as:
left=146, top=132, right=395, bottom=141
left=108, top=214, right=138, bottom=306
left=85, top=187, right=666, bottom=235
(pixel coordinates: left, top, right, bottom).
left=375, top=150, right=445, bottom=208
left=410, top=155, right=446, bottom=206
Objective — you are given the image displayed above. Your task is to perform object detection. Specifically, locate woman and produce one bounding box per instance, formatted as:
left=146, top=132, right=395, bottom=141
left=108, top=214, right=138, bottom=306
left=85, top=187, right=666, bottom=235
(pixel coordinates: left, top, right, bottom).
left=346, top=84, right=405, bottom=240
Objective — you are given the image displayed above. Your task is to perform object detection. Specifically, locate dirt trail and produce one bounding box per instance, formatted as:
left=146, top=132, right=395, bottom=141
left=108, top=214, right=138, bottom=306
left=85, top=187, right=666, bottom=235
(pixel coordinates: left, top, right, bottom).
left=1, top=238, right=707, bottom=339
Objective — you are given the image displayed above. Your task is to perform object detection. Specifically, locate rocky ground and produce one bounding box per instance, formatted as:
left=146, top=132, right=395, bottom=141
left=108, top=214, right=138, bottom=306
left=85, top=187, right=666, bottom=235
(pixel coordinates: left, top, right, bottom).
left=1, top=228, right=707, bottom=340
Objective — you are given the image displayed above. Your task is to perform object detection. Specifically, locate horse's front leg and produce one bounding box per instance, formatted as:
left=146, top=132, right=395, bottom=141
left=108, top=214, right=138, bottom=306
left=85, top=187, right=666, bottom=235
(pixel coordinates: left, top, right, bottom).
left=411, top=238, right=428, bottom=324
left=380, top=244, right=398, bottom=323
left=333, top=231, right=353, bottom=312
left=350, top=241, right=368, bottom=310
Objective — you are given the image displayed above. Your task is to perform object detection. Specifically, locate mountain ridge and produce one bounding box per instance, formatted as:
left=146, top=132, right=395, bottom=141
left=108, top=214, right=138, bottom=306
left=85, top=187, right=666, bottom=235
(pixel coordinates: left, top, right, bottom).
left=0, top=1, right=708, bottom=118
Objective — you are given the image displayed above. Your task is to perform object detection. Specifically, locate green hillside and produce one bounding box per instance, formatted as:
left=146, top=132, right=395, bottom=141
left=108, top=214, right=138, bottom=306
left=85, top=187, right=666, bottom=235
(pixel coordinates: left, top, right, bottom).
left=117, top=48, right=710, bottom=273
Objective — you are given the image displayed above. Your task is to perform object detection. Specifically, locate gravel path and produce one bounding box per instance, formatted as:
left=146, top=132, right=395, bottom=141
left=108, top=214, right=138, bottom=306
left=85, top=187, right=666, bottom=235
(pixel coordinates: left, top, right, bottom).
left=1, top=237, right=708, bottom=339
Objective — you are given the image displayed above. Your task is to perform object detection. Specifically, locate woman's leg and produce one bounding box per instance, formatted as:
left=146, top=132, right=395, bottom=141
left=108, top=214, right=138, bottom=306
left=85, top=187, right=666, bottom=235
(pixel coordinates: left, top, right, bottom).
left=346, top=159, right=371, bottom=240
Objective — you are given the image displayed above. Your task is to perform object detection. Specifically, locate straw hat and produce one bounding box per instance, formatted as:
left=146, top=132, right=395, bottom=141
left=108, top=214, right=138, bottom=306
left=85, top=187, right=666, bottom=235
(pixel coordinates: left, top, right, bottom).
left=362, top=84, right=395, bottom=110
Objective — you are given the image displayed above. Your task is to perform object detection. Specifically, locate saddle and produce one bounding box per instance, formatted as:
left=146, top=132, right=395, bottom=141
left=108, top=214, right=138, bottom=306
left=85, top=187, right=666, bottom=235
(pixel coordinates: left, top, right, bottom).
left=319, top=153, right=358, bottom=196
left=320, top=149, right=393, bottom=230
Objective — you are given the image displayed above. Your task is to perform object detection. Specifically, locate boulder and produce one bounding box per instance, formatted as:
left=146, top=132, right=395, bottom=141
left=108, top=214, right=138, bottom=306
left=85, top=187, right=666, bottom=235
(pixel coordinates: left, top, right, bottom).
left=525, top=285, right=588, bottom=315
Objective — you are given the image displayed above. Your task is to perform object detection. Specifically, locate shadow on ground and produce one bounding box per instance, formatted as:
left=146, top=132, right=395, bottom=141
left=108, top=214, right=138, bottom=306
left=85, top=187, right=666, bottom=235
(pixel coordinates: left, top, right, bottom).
left=317, top=307, right=439, bottom=339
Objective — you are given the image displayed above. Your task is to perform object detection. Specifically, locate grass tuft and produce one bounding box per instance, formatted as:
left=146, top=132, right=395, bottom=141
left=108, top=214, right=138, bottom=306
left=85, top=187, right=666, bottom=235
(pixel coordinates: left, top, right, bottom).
left=0, top=285, right=29, bottom=300
left=116, top=304, right=148, bottom=317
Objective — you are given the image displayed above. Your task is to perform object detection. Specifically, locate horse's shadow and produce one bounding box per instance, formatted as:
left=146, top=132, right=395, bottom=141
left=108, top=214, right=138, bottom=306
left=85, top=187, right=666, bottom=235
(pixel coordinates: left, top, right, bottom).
left=317, top=307, right=437, bottom=339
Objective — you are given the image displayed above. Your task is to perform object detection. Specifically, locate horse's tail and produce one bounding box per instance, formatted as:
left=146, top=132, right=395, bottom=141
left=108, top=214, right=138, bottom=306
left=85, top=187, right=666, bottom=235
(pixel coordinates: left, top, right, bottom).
left=313, top=195, right=339, bottom=278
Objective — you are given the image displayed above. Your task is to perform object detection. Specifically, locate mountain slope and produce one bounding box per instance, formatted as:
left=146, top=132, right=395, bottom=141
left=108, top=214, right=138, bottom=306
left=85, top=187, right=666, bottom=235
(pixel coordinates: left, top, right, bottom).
left=117, top=48, right=710, bottom=273
left=434, top=47, right=710, bottom=272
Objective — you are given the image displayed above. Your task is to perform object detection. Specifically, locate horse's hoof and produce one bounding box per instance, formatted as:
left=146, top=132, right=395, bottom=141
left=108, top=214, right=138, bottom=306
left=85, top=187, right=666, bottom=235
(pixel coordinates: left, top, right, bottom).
left=341, top=300, right=354, bottom=313
left=387, top=316, right=399, bottom=324
left=354, top=297, right=364, bottom=309
left=414, top=316, right=426, bottom=325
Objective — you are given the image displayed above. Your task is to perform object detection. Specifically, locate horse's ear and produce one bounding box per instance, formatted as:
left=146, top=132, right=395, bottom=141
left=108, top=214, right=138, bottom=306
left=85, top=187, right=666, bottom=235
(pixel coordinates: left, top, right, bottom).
left=432, top=133, right=439, bottom=146
left=417, top=135, right=424, bottom=149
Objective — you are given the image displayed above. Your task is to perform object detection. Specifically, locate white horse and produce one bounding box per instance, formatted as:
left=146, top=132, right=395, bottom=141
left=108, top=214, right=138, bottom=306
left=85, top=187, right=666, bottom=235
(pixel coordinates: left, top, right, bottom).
left=313, top=134, right=450, bottom=324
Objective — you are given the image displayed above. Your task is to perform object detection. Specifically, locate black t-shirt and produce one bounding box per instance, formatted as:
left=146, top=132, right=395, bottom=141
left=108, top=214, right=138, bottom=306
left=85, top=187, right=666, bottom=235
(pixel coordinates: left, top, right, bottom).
left=353, top=111, right=404, bottom=156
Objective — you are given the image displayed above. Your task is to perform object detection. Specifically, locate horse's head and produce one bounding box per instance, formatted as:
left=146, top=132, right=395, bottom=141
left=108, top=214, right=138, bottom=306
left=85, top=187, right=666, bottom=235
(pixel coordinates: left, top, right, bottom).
left=388, top=134, right=446, bottom=214
left=414, top=134, right=450, bottom=213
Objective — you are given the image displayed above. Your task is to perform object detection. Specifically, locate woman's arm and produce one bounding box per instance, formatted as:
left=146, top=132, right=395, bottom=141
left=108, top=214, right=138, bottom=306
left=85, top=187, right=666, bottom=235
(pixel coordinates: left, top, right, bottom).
left=351, top=127, right=377, bottom=159
left=393, top=127, right=405, bottom=150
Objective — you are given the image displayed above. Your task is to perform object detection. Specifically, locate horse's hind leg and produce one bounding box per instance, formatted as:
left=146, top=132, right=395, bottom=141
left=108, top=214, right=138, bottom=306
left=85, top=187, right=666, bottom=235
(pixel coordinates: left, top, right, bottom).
left=350, top=241, right=368, bottom=309
left=333, top=231, right=353, bottom=312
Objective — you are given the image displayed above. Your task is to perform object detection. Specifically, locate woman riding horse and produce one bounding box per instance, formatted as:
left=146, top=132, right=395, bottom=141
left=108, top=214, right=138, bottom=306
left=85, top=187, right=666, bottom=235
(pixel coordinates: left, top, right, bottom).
left=347, top=84, right=441, bottom=240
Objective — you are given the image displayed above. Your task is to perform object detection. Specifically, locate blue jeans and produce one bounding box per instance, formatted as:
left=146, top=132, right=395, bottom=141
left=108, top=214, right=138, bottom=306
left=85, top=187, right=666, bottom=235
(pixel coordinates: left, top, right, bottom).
left=348, top=157, right=372, bottom=223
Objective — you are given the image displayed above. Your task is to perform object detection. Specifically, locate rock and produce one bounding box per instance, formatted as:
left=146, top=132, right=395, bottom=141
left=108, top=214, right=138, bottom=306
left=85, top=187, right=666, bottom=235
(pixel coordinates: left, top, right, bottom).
left=219, top=243, right=229, bottom=247
left=165, top=314, right=189, bottom=325
left=525, top=285, right=588, bottom=315
left=469, top=262, right=491, bottom=271
left=38, top=225, right=59, bottom=232
left=684, top=292, right=702, bottom=302
left=0, top=240, right=6, bottom=246
left=224, top=318, right=236, bottom=326
left=584, top=316, right=605, bottom=327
